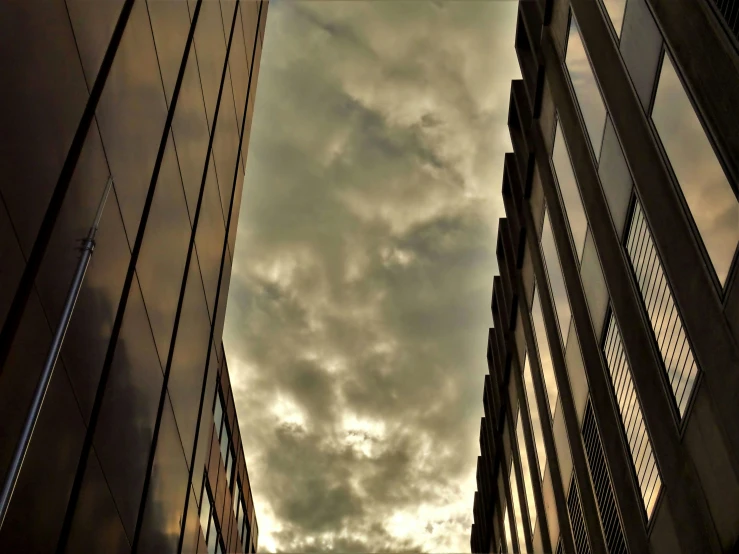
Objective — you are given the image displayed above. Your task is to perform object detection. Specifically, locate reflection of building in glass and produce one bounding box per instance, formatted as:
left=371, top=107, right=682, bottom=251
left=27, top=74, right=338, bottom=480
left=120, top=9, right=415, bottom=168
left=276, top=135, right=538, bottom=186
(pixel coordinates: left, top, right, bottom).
left=470, top=1, right=739, bottom=553
left=0, top=1, right=267, bottom=551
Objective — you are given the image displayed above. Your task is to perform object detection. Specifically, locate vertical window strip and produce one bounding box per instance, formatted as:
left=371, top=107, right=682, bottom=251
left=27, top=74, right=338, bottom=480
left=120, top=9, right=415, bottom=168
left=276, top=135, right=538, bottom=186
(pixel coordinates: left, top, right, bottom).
left=540, top=208, right=574, bottom=344
left=522, top=353, right=548, bottom=481
left=567, top=479, right=592, bottom=554
left=509, top=426, right=529, bottom=551
left=581, top=401, right=628, bottom=554
left=503, top=505, right=514, bottom=553
left=565, top=14, right=608, bottom=157
left=625, top=201, right=699, bottom=417
left=603, top=315, right=663, bottom=517
left=532, top=284, right=560, bottom=419
left=551, top=122, right=589, bottom=263
left=516, top=405, right=539, bottom=533
left=651, top=53, right=739, bottom=286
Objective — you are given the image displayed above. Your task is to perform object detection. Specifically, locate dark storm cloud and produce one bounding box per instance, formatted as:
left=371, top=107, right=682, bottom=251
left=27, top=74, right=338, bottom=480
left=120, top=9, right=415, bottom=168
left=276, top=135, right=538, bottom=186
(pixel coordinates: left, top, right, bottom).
left=223, top=1, right=520, bottom=551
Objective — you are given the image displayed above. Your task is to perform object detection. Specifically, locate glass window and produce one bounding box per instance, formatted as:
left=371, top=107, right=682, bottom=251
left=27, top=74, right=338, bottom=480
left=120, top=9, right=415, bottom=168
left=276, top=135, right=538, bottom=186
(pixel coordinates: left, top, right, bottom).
left=199, top=481, right=222, bottom=554
left=597, top=117, right=633, bottom=238
left=540, top=209, right=573, bottom=344
left=199, top=485, right=211, bottom=536
left=515, top=405, right=538, bottom=536
left=234, top=479, right=242, bottom=525
left=565, top=14, right=607, bottom=155
left=626, top=200, right=699, bottom=417
left=214, top=387, right=235, bottom=488
left=651, top=53, right=738, bottom=286
left=531, top=284, right=559, bottom=419
left=509, top=451, right=528, bottom=551
left=503, top=505, right=513, bottom=553
left=522, top=353, right=547, bottom=481
left=552, top=122, right=588, bottom=261
left=580, top=230, right=609, bottom=341
left=602, top=0, right=627, bottom=37
left=214, top=390, right=224, bottom=436
left=603, top=314, right=662, bottom=518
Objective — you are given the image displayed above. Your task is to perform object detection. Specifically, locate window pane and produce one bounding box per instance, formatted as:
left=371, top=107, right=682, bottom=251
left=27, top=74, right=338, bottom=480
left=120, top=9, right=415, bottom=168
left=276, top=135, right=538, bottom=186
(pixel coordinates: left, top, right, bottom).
left=552, top=123, right=588, bottom=261
left=602, top=0, right=627, bottom=37
left=651, top=53, right=738, bottom=285
left=626, top=200, right=699, bottom=416
left=503, top=505, right=513, bottom=553
left=522, top=353, right=547, bottom=480
left=516, top=405, right=539, bottom=532
left=220, top=432, right=230, bottom=464
left=531, top=284, right=559, bottom=419
left=565, top=15, right=607, bottom=155
left=603, top=314, right=663, bottom=518
left=206, top=515, right=217, bottom=554
left=214, top=390, right=224, bottom=438
left=540, top=209, right=572, bottom=344
left=199, top=487, right=211, bottom=536
left=234, top=481, right=241, bottom=523
left=509, top=452, right=528, bottom=551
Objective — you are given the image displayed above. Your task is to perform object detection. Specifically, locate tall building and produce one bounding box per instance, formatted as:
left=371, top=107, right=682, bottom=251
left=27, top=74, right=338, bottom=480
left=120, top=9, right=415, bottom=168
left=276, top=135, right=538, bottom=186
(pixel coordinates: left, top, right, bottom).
left=471, top=0, right=739, bottom=553
left=0, top=1, right=267, bottom=552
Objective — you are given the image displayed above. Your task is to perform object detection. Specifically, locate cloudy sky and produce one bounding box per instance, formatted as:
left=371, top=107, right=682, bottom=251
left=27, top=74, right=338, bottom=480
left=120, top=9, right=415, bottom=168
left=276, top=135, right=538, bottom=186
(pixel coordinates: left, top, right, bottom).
left=223, top=1, right=520, bottom=551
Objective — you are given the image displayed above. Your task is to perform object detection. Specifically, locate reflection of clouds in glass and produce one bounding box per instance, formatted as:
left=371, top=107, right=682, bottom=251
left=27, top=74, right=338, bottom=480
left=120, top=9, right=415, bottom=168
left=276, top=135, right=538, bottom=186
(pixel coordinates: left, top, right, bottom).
left=540, top=208, right=573, bottom=345
left=602, top=0, right=627, bottom=37
left=626, top=201, right=699, bottom=417
left=508, top=449, right=527, bottom=552
left=551, top=123, right=588, bottom=262
left=565, top=16, right=607, bottom=156
left=522, top=354, right=547, bottom=481
left=515, top=406, right=538, bottom=539
left=652, top=54, right=739, bottom=285
left=603, top=315, right=662, bottom=519
left=531, top=284, right=559, bottom=419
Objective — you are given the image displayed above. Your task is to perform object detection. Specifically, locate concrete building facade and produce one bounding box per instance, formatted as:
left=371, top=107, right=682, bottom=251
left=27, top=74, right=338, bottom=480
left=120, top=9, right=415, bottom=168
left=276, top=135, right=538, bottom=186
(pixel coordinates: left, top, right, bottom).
left=0, top=1, right=267, bottom=552
left=471, top=0, right=739, bottom=552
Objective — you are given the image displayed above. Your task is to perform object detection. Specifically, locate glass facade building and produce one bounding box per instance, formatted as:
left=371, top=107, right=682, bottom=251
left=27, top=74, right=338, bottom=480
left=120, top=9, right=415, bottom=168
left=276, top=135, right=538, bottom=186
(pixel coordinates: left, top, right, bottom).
left=471, top=0, right=739, bottom=553
left=0, top=1, right=266, bottom=552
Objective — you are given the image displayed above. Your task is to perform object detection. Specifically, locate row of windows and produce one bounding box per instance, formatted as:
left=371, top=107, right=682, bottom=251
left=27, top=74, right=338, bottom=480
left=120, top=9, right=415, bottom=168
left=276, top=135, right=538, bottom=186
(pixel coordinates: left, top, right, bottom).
left=212, top=382, right=255, bottom=552
left=602, top=0, right=738, bottom=287
left=563, top=4, right=703, bottom=419
left=233, top=477, right=253, bottom=552
left=199, top=482, right=226, bottom=554
left=214, top=386, right=236, bottom=489
left=495, top=0, right=736, bottom=548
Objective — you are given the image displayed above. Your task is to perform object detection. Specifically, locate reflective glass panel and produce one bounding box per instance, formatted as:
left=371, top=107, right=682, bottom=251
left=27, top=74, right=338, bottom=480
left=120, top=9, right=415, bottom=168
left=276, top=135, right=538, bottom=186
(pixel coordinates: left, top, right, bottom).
left=503, top=505, right=513, bottom=553
left=214, top=389, right=224, bottom=437
left=603, top=315, right=662, bottom=518
left=531, top=284, right=559, bottom=418
left=565, top=15, right=607, bottom=155
left=516, top=405, right=538, bottom=532
left=651, top=53, right=739, bottom=285
left=509, top=453, right=528, bottom=551
left=522, top=353, right=547, bottom=480
left=540, top=209, right=572, bottom=344
left=552, top=122, right=588, bottom=262
left=626, top=200, right=699, bottom=416
left=602, top=0, right=627, bottom=37
left=199, top=483, right=211, bottom=541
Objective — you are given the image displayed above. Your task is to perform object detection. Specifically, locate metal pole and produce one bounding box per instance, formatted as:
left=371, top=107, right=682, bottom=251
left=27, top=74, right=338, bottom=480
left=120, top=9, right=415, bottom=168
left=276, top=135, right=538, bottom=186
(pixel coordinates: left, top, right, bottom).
left=0, top=176, right=114, bottom=529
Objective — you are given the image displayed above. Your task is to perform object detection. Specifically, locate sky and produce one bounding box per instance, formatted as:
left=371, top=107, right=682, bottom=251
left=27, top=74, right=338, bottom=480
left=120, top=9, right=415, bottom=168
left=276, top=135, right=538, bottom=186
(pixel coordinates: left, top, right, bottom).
left=222, top=1, right=521, bottom=551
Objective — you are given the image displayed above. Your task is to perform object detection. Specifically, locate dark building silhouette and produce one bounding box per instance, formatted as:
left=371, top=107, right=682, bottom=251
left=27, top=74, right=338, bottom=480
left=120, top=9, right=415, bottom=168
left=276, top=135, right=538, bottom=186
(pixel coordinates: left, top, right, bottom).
left=0, top=1, right=267, bottom=552
left=471, top=0, right=739, bottom=553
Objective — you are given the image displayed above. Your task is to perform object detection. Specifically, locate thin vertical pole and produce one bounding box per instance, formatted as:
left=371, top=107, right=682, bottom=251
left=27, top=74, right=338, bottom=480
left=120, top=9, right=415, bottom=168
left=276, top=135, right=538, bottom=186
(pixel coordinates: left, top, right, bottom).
left=0, top=176, right=114, bottom=529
